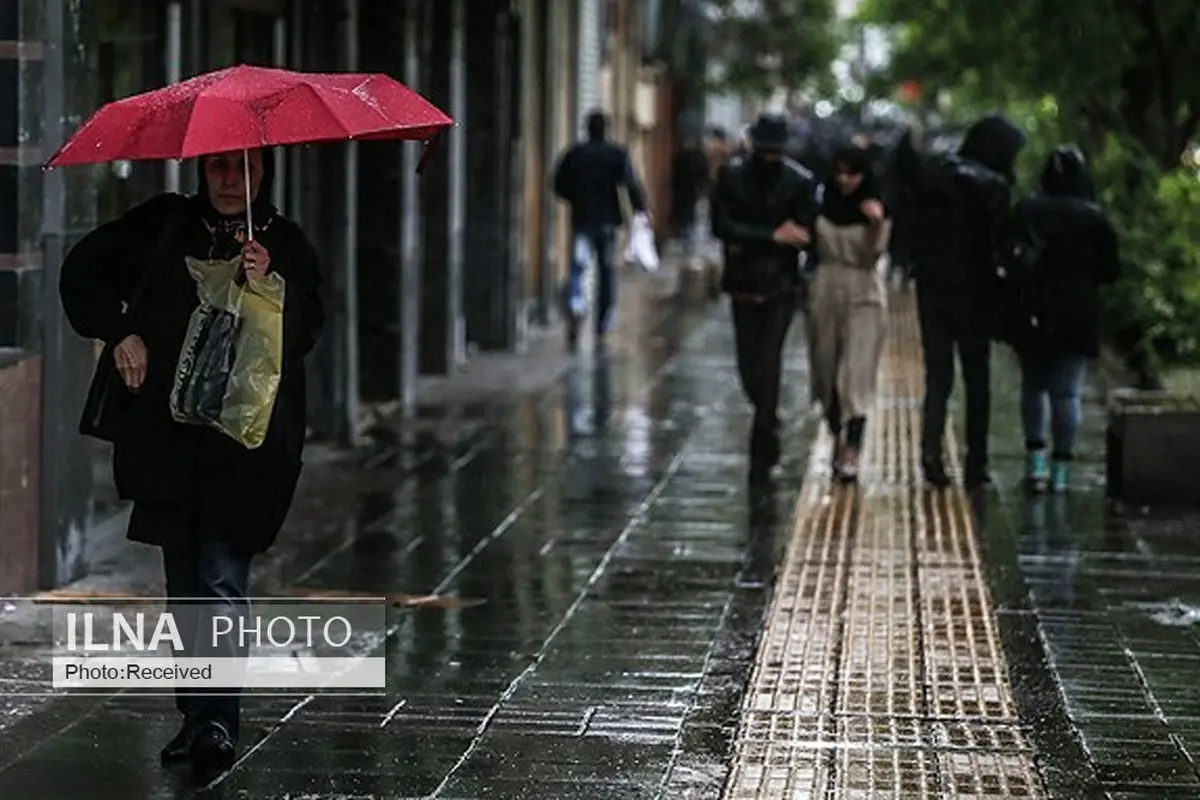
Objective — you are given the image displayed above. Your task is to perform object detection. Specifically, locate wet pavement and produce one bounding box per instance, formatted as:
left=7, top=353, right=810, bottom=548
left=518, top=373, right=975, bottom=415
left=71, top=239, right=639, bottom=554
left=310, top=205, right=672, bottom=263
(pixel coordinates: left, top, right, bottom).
left=723, top=297, right=1044, bottom=799
left=981, top=336, right=1200, bottom=799
left=0, top=270, right=818, bottom=799
left=4, top=270, right=1200, bottom=798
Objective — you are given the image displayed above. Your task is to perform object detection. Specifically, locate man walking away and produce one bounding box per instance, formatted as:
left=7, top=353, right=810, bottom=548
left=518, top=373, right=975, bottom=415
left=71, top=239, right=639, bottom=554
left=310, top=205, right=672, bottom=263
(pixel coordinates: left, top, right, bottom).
left=895, top=114, right=1026, bottom=489
left=669, top=134, right=711, bottom=266
left=712, top=113, right=821, bottom=484
left=553, top=109, right=648, bottom=350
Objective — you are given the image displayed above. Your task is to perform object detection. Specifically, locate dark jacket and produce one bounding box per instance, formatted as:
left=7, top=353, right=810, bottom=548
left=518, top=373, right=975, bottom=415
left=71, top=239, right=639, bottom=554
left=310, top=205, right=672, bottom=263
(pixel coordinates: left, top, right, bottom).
left=59, top=182, right=324, bottom=554
left=895, top=114, right=1026, bottom=297
left=712, top=154, right=820, bottom=297
left=553, top=136, right=647, bottom=229
left=669, top=146, right=710, bottom=230
left=1012, top=149, right=1120, bottom=357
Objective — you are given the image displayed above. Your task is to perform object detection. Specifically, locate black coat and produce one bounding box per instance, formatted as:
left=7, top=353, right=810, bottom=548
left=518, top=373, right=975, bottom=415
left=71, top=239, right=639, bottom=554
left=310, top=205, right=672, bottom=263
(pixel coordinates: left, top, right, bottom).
left=669, top=147, right=709, bottom=230
left=711, top=155, right=820, bottom=296
left=894, top=116, right=1026, bottom=298
left=1011, top=196, right=1120, bottom=357
left=59, top=192, right=325, bottom=553
left=553, top=137, right=647, bottom=229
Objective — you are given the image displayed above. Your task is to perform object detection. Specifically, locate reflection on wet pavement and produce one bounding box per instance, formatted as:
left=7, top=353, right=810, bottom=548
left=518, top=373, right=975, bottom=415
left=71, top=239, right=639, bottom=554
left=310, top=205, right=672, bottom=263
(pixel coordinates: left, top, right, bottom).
left=8, top=282, right=1196, bottom=798
left=0, top=290, right=814, bottom=799
left=723, top=297, right=1045, bottom=799
left=983, top=335, right=1200, bottom=797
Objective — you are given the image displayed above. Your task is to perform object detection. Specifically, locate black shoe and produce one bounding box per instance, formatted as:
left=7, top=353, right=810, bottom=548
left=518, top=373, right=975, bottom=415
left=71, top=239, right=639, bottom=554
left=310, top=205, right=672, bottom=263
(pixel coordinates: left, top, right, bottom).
left=189, top=720, right=236, bottom=780
left=160, top=725, right=193, bottom=765
left=765, top=436, right=781, bottom=467
left=748, top=463, right=774, bottom=487
left=965, top=468, right=993, bottom=489
left=923, top=458, right=950, bottom=489
left=566, top=319, right=580, bottom=352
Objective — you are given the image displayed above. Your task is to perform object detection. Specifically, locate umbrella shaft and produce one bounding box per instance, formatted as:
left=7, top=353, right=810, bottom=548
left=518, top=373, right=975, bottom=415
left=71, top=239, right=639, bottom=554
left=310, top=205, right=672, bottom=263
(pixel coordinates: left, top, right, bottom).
left=244, top=148, right=253, bottom=241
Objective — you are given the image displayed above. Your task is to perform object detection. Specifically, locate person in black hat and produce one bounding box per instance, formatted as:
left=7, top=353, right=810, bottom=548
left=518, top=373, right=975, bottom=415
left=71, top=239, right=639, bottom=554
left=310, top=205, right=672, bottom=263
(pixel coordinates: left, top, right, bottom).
left=712, top=112, right=821, bottom=483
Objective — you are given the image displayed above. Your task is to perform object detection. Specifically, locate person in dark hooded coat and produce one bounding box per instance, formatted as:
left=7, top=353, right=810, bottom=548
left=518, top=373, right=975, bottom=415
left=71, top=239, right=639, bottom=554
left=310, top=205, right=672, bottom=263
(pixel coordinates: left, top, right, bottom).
left=894, top=113, right=1027, bottom=489
left=1009, top=146, right=1120, bottom=493
left=59, top=148, right=324, bottom=778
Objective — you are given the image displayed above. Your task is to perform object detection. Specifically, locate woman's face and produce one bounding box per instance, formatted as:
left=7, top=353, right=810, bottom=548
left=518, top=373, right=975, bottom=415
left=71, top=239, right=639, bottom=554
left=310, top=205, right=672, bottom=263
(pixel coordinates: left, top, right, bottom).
left=835, top=164, right=864, bottom=195
left=204, top=150, right=264, bottom=216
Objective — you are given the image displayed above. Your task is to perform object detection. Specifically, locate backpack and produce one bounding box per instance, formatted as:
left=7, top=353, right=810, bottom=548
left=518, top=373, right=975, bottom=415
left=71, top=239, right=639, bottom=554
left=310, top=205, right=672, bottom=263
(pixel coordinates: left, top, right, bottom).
left=991, top=201, right=1047, bottom=346
left=994, top=201, right=1045, bottom=283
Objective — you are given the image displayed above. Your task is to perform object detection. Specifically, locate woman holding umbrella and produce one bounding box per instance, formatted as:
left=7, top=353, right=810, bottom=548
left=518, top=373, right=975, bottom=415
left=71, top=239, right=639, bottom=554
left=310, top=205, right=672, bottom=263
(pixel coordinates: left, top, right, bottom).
left=50, top=63, right=452, bottom=782
left=59, top=148, right=324, bottom=778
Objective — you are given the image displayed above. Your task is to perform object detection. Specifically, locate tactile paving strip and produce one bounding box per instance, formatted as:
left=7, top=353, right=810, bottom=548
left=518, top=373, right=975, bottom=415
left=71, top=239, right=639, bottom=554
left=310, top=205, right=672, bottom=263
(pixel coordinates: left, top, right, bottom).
left=724, top=295, right=1046, bottom=799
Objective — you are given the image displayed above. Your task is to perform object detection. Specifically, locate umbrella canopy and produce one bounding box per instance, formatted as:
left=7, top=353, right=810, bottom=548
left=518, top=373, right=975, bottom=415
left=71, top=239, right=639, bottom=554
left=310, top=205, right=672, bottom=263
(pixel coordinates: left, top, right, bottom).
left=46, top=64, right=454, bottom=168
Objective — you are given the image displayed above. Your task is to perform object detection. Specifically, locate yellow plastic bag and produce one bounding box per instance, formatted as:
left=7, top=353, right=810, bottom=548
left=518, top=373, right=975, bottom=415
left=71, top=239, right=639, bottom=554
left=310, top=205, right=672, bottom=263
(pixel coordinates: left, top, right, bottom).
left=169, top=255, right=286, bottom=449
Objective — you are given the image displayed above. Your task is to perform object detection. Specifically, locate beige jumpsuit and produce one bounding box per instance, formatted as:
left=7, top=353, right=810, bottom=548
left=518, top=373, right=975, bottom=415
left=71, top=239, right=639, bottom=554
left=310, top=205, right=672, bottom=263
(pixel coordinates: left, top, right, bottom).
left=808, top=215, right=893, bottom=427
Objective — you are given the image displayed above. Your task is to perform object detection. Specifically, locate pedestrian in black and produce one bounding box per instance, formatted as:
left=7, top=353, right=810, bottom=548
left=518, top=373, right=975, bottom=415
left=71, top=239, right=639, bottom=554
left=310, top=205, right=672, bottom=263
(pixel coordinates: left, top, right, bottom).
left=895, top=114, right=1026, bottom=488
left=712, top=113, right=821, bottom=483
left=59, top=148, right=324, bottom=780
left=669, top=134, right=711, bottom=264
left=1003, top=146, right=1120, bottom=492
left=552, top=109, right=648, bottom=350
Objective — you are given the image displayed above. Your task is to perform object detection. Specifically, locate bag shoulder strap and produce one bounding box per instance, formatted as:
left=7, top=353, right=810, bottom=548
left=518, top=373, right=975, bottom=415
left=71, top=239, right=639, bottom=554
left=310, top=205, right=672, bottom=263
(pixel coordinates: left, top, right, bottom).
left=125, top=203, right=186, bottom=316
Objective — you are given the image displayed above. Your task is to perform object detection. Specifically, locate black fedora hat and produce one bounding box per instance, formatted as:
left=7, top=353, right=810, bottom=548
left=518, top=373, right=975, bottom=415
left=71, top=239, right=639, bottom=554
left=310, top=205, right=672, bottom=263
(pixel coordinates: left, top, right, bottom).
left=749, top=113, right=790, bottom=151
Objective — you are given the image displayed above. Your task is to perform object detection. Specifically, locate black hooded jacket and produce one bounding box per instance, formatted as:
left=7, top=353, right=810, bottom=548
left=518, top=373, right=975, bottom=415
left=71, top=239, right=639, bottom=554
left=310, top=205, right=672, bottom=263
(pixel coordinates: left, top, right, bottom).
left=59, top=150, right=325, bottom=554
left=895, top=114, right=1026, bottom=296
left=1011, top=147, right=1120, bottom=357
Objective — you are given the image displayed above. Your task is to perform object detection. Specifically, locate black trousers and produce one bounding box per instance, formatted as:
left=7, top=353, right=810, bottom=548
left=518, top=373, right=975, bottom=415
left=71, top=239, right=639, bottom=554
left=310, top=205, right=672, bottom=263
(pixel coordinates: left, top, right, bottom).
left=917, top=287, right=991, bottom=472
left=732, top=293, right=795, bottom=464
left=145, top=503, right=253, bottom=744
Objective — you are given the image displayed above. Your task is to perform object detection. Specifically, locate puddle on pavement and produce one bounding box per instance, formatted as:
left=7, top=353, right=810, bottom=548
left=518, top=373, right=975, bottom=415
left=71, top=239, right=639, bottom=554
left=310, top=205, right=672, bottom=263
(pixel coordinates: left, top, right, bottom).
left=1129, top=598, right=1200, bottom=627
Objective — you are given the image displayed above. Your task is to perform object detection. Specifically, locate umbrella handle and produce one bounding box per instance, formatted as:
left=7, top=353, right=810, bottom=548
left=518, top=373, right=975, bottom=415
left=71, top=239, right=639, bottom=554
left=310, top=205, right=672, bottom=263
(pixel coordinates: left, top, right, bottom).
left=243, top=148, right=253, bottom=242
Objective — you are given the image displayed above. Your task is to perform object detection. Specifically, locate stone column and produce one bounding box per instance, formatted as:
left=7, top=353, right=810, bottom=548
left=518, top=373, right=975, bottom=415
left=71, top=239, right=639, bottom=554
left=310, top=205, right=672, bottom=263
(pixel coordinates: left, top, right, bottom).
left=0, top=2, right=42, bottom=593
left=36, top=0, right=105, bottom=590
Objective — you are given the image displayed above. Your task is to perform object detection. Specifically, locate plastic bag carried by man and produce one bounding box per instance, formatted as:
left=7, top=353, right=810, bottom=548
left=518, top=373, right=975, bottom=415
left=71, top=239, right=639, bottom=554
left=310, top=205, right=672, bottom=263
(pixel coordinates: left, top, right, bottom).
left=624, top=212, right=660, bottom=273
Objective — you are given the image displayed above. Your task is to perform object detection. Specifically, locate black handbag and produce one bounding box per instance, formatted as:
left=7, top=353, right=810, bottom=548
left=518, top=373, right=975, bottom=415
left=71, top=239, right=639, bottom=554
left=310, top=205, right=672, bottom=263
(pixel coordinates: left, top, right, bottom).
left=78, top=211, right=184, bottom=442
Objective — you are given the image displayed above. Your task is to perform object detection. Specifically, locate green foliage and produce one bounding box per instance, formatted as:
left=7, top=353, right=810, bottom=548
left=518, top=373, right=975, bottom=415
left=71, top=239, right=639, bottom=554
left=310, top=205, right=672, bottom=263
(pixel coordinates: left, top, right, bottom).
left=1008, top=111, right=1200, bottom=378
left=705, top=0, right=841, bottom=98
left=861, top=0, right=1200, bottom=169
left=1103, top=165, right=1200, bottom=374
left=860, top=0, right=1200, bottom=378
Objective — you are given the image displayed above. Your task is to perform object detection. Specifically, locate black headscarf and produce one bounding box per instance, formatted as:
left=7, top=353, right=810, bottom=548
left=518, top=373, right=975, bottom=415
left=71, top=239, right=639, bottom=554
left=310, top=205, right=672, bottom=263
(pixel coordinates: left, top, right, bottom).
left=193, top=148, right=279, bottom=260
left=820, top=145, right=886, bottom=226
left=1039, top=145, right=1097, bottom=201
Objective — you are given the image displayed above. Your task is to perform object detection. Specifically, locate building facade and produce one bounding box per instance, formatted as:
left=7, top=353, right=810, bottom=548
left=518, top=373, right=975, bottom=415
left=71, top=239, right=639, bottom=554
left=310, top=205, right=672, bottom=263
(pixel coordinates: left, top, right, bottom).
left=0, top=0, right=683, bottom=594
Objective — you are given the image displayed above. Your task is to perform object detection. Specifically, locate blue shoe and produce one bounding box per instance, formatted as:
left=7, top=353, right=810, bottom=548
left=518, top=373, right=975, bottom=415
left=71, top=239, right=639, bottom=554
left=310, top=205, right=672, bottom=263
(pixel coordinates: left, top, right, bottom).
left=1026, top=449, right=1049, bottom=492
left=1051, top=460, right=1070, bottom=493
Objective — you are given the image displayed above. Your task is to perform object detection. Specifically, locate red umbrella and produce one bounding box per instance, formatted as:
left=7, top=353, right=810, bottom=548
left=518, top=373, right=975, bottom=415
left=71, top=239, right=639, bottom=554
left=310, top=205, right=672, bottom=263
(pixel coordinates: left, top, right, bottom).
left=46, top=64, right=454, bottom=234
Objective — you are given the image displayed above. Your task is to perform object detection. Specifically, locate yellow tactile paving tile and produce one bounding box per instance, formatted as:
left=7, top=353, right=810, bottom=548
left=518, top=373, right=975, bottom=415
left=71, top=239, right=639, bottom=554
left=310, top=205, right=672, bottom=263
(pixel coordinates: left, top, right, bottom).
left=723, top=295, right=1047, bottom=799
